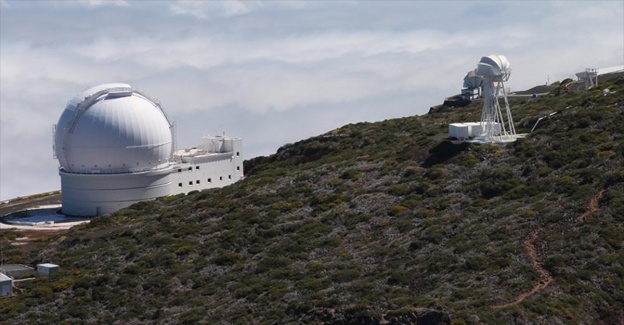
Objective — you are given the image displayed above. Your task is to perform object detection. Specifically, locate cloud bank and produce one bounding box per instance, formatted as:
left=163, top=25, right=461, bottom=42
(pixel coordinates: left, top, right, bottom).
left=1, top=1, right=623, bottom=200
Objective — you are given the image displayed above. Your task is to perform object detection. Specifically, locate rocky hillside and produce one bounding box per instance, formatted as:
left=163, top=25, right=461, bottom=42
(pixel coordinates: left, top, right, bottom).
left=2, top=77, right=624, bottom=325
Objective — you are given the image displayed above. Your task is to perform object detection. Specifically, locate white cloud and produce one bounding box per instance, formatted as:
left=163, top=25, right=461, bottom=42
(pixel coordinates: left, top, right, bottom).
left=169, top=0, right=263, bottom=19
left=76, top=0, right=129, bottom=7
left=221, top=0, right=263, bottom=16
left=169, top=1, right=212, bottom=19
left=0, top=1, right=623, bottom=200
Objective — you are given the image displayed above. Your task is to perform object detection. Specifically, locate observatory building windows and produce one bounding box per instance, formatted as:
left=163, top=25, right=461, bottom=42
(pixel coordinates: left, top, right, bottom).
left=208, top=178, right=212, bottom=183
left=237, top=166, right=240, bottom=171
left=189, top=181, right=193, bottom=186
left=228, top=175, right=232, bottom=179
left=219, top=176, right=223, bottom=181
left=195, top=166, right=200, bottom=170
left=196, top=180, right=200, bottom=184
left=178, top=168, right=182, bottom=172
left=178, top=183, right=182, bottom=187
left=236, top=152, right=240, bottom=156
left=188, top=167, right=192, bottom=171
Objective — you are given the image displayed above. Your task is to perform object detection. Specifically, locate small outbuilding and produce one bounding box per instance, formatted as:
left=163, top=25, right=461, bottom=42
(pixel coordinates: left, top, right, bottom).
left=0, top=264, right=34, bottom=278
left=37, top=263, right=59, bottom=276
left=0, top=273, right=12, bottom=297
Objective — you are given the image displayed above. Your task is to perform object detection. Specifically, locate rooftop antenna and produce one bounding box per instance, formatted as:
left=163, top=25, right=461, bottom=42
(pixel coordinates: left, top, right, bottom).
left=473, top=54, right=518, bottom=143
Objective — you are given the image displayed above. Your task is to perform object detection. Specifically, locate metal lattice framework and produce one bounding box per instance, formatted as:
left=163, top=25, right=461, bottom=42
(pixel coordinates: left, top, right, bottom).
left=474, top=55, right=518, bottom=143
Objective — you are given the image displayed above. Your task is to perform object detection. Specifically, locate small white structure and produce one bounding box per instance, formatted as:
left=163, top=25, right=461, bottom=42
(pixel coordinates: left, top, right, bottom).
left=0, top=273, right=12, bottom=297
left=37, top=263, right=59, bottom=276
left=449, top=122, right=501, bottom=140
left=54, top=84, right=243, bottom=217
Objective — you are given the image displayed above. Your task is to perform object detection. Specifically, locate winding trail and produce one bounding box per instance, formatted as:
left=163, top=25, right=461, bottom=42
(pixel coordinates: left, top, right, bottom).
left=577, top=188, right=605, bottom=223
left=493, top=227, right=552, bottom=309
left=493, top=188, right=605, bottom=309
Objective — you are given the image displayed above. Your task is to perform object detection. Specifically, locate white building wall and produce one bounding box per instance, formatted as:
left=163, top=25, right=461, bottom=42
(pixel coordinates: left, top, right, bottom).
left=170, top=138, right=243, bottom=195
left=59, top=167, right=172, bottom=216
left=0, top=273, right=12, bottom=297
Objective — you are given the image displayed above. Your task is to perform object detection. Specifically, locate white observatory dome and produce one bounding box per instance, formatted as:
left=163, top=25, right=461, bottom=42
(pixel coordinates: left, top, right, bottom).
left=54, top=83, right=173, bottom=174
left=476, top=55, right=511, bottom=81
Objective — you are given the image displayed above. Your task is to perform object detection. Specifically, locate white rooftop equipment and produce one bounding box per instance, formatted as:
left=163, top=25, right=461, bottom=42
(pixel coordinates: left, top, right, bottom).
left=472, top=54, right=519, bottom=143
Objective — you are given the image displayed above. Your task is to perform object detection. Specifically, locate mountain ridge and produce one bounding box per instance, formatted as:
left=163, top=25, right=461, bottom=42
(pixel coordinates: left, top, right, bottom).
left=1, top=76, right=624, bottom=324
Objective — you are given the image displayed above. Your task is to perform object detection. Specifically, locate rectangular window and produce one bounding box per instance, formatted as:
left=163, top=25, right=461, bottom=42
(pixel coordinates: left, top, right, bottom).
left=196, top=180, right=200, bottom=184
left=188, top=167, right=193, bottom=171
left=236, top=152, right=240, bottom=156
left=189, top=181, right=193, bottom=185
left=208, top=178, right=212, bottom=183
left=178, top=169, right=182, bottom=172
left=178, top=183, right=182, bottom=187
left=196, top=166, right=200, bottom=170
left=219, top=176, right=223, bottom=181
left=236, top=166, right=240, bottom=171
left=228, top=175, right=232, bottom=179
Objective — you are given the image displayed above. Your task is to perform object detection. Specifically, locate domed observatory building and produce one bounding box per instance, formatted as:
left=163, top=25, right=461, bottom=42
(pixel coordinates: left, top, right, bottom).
left=54, top=83, right=243, bottom=217
left=54, top=83, right=174, bottom=216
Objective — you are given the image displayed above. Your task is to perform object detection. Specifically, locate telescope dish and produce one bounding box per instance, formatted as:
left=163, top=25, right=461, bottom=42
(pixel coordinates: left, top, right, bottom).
left=463, top=70, right=483, bottom=89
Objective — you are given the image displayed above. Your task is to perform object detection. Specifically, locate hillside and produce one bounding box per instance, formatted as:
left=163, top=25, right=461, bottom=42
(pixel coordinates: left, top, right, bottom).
left=2, top=77, right=624, bottom=325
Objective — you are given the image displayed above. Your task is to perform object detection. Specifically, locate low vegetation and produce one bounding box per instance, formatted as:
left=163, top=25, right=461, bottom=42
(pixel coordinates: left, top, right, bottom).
left=1, top=77, right=623, bottom=324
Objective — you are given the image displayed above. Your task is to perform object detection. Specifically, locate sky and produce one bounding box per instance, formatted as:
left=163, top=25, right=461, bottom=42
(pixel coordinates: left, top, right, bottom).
left=1, top=0, right=623, bottom=201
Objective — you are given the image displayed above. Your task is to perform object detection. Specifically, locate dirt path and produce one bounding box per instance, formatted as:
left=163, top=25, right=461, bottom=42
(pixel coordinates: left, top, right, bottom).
left=494, top=188, right=606, bottom=309
left=577, top=188, right=605, bottom=223
left=493, top=227, right=552, bottom=309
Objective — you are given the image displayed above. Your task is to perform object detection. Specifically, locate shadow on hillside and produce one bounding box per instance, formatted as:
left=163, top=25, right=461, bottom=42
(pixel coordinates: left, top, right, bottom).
left=421, top=140, right=470, bottom=168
